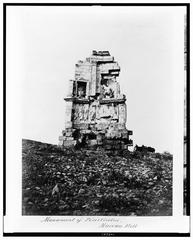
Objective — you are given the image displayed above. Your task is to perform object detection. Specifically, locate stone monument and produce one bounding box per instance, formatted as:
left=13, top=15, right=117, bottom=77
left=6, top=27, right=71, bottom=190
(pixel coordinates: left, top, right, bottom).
left=59, top=50, right=133, bottom=150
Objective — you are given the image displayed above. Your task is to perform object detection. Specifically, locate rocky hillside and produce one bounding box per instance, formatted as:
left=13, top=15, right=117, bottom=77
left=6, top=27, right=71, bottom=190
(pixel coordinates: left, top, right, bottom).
left=22, top=139, right=172, bottom=216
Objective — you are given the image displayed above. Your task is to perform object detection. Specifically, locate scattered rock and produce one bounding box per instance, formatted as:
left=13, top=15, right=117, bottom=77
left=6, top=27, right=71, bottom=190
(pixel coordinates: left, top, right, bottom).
left=22, top=139, right=172, bottom=216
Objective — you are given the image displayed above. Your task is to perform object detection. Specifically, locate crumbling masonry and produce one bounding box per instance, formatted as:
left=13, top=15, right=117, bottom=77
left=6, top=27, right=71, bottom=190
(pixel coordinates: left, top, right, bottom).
left=59, top=51, right=133, bottom=150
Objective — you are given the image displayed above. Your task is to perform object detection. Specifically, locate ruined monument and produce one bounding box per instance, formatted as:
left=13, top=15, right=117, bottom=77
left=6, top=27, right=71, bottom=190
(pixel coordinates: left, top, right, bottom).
left=59, top=50, right=133, bottom=150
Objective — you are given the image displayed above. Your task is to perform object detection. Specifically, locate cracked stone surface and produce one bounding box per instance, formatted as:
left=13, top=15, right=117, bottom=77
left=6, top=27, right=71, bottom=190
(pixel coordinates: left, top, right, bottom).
left=59, top=50, right=133, bottom=150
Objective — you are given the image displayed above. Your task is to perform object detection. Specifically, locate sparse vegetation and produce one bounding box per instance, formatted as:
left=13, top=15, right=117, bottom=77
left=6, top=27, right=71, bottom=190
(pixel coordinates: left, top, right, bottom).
left=22, top=139, right=172, bottom=216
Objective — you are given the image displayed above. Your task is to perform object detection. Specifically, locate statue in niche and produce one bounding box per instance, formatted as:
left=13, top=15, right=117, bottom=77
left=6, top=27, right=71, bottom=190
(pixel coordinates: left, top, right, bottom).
left=101, top=80, right=115, bottom=99
left=77, top=86, right=85, bottom=98
left=75, top=81, right=87, bottom=98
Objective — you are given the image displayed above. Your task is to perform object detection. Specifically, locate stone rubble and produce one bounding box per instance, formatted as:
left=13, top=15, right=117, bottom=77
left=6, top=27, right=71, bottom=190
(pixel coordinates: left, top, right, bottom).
left=22, top=139, right=172, bottom=216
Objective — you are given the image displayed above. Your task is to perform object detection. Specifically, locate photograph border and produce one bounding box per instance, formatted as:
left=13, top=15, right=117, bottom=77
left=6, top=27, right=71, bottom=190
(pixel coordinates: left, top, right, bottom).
left=3, top=2, right=190, bottom=237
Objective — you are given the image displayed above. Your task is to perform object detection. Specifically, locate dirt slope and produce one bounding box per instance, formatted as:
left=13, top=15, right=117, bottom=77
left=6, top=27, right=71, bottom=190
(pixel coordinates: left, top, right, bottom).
left=22, top=139, right=172, bottom=216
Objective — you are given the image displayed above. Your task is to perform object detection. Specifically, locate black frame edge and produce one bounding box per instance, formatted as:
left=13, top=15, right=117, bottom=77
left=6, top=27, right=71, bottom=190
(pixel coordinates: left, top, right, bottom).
left=3, top=3, right=6, bottom=217
left=2, top=3, right=190, bottom=6
left=3, top=232, right=191, bottom=237
left=3, top=2, right=190, bottom=237
left=185, top=3, right=190, bottom=218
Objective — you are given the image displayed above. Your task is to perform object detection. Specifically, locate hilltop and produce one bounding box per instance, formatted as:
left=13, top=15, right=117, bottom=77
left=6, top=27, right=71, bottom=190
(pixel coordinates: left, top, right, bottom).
left=22, top=139, right=172, bottom=216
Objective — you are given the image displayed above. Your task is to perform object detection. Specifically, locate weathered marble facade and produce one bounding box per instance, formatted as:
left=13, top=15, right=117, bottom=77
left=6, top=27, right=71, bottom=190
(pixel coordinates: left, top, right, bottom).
left=59, top=51, right=133, bottom=150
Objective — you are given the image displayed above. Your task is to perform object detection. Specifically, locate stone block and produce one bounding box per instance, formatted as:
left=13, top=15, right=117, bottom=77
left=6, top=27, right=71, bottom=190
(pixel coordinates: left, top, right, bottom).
left=128, top=130, right=133, bottom=135
left=66, top=80, right=74, bottom=97
left=117, top=123, right=125, bottom=129
left=117, top=131, right=122, bottom=138
left=89, top=124, right=96, bottom=130
left=118, top=104, right=126, bottom=124
left=74, top=123, right=89, bottom=129
left=59, top=135, right=68, bottom=141
left=65, top=128, right=73, bottom=132
left=65, top=122, right=72, bottom=128
left=88, top=56, right=114, bottom=63
left=65, top=137, right=74, bottom=141
left=63, top=140, right=77, bottom=147
left=121, top=131, right=128, bottom=139
left=104, top=139, right=113, bottom=145
left=58, top=136, right=64, bottom=141
left=88, top=139, right=97, bottom=146
left=110, top=71, right=119, bottom=75
left=106, top=129, right=118, bottom=138
left=62, top=130, right=66, bottom=136
left=81, top=129, right=91, bottom=134
left=65, top=131, right=73, bottom=137
left=96, top=123, right=108, bottom=130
